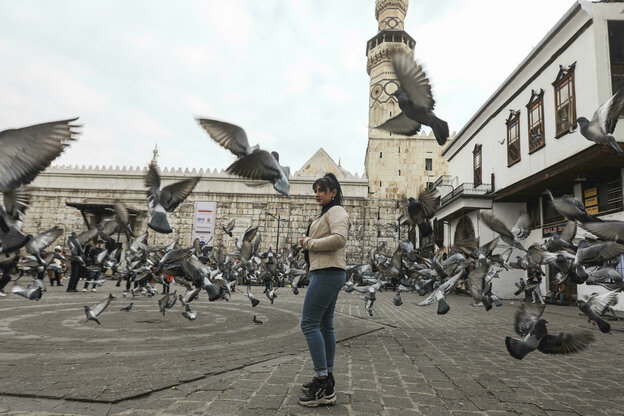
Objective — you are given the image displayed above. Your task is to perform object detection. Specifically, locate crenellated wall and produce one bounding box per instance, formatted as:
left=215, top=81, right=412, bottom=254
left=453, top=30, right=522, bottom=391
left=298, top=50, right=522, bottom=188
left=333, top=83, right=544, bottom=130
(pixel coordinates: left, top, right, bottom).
left=23, top=164, right=403, bottom=265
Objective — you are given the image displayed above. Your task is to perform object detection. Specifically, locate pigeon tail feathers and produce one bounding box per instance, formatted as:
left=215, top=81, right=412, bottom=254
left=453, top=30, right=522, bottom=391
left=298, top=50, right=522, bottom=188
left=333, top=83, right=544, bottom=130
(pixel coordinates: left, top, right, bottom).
left=148, top=211, right=172, bottom=234
left=437, top=297, right=450, bottom=315
left=505, top=337, right=532, bottom=360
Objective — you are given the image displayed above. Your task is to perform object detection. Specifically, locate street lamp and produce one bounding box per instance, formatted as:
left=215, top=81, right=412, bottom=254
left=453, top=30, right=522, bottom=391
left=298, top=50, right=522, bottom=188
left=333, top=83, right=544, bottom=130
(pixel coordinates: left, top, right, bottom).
left=265, top=211, right=289, bottom=253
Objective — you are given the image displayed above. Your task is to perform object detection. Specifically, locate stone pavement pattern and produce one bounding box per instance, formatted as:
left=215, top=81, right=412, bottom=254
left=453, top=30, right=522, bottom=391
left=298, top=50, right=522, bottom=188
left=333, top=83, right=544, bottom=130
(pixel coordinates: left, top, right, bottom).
left=0, top=283, right=623, bottom=415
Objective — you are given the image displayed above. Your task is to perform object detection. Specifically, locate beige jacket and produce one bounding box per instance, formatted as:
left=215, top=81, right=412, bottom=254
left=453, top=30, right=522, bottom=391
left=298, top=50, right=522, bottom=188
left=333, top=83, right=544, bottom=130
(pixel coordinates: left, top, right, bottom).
left=301, top=205, right=350, bottom=271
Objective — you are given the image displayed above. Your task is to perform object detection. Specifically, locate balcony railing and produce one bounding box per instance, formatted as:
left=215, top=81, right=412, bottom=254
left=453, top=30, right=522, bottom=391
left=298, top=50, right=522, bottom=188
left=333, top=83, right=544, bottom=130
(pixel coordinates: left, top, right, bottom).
left=433, top=175, right=453, bottom=188
left=440, top=183, right=492, bottom=206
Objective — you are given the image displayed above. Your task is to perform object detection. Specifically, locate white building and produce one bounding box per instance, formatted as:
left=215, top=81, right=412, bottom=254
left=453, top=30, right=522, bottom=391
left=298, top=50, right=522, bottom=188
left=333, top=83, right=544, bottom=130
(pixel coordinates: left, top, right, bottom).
left=433, top=1, right=624, bottom=308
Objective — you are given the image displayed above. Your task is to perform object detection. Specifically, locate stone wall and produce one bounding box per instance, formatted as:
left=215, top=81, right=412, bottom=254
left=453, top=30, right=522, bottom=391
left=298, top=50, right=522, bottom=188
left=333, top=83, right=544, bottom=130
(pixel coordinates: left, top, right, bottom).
left=23, top=165, right=404, bottom=265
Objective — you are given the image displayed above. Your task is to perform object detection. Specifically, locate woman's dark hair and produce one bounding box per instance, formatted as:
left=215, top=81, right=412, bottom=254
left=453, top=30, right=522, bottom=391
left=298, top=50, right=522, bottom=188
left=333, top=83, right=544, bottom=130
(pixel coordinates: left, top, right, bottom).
left=312, top=172, right=343, bottom=205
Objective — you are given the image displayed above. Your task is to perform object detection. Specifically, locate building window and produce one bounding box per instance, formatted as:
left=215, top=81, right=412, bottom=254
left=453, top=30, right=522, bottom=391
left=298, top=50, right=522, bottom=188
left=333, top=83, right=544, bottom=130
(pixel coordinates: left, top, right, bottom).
left=526, top=89, right=545, bottom=154
left=379, top=181, right=382, bottom=187
left=398, top=169, right=401, bottom=176
left=506, top=110, right=521, bottom=166
left=425, top=158, right=432, bottom=171
left=473, top=144, right=482, bottom=186
left=552, top=63, right=576, bottom=137
left=398, top=146, right=400, bottom=153
left=609, top=21, right=624, bottom=94
left=380, top=152, right=383, bottom=158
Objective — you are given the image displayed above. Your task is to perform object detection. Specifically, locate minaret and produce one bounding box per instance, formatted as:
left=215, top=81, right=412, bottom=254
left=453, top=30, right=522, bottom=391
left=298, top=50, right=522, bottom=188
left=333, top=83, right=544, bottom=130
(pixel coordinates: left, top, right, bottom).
left=364, top=0, right=448, bottom=199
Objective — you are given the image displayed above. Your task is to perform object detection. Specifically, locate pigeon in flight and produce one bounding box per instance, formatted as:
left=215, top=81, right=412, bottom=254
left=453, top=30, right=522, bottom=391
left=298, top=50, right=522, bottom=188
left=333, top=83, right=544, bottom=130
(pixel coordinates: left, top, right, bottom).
left=375, top=55, right=449, bottom=145
left=197, top=118, right=290, bottom=197
left=120, top=303, right=133, bottom=311
left=400, top=188, right=439, bottom=238
left=505, top=303, right=594, bottom=360
left=0, top=186, right=31, bottom=253
left=0, top=118, right=80, bottom=193
left=576, top=88, right=624, bottom=156
left=158, top=291, right=177, bottom=316
left=222, top=219, right=236, bottom=237
left=243, top=290, right=260, bottom=307
left=12, top=279, right=45, bottom=300
left=144, top=163, right=200, bottom=234
left=545, top=190, right=600, bottom=224
left=480, top=212, right=531, bottom=252
left=578, top=289, right=623, bottom=333
left=84, top=293, right=115, bottom=325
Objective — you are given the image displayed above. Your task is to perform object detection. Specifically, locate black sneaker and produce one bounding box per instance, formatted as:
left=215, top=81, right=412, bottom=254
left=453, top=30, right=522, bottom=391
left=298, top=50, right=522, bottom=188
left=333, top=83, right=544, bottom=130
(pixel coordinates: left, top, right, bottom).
left=298, top=376, right=336, bottom=407
left=302, top=373, right=334, bottom=392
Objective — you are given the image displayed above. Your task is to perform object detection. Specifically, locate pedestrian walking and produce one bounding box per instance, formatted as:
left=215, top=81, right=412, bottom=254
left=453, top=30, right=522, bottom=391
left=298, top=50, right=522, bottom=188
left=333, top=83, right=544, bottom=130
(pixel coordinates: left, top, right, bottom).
left=298, top=173, right=349, bottom=407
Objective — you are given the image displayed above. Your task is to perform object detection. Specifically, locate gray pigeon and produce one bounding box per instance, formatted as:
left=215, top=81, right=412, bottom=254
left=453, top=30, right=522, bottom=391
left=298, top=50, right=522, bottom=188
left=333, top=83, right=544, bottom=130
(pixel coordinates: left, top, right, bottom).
left=145, top=163, right=200, bottom=234
left=393, top=292, right=403, bottom=306
left=158, top=291, right=177, bottom=316
left=578, top=289, right=623, bottom=333
left=418, top=270, right=466, bottom=315
left=0, top=186, right=31, bottom=253
left=545, top=190, right=600, bottom=224
left=84, top=293, right=115, bottom=325
left=197, top=118, right=290, bottom=197
left=505, top=303, right=594, bottom=360
left=243, top=290, right=260, bottom=307
left=120, top=302, right=133, bottom=311
left=576, top=88, right=624, bottom=156
left=480, top=212, right=531, bottom=252
left=182, top=309, right=198, bottom=321
left=375, top=55, right=449, bottom=145
left=401, top=188, right=439, bottom=238
left=12, top=279, right=45, bottom=300
left=253, top=315, right=263, bottom=325
left=222, top=218, right=236, bottom=237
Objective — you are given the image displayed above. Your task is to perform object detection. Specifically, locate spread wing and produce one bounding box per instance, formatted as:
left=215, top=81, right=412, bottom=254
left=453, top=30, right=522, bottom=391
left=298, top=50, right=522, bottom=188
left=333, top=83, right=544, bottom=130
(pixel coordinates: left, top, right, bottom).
left=392, top=54, right=435, bottom=111
left=374, top=113, right=422, bottom=136
left=225, top=219, right=236, bottom=232
left=417, top=187, right=439, bottom=219
left=76, top=227, right=100, bottom=245
left=144, top=163, right=161, bottom=191
left=196, top=118, right=251, bottom=158
left=538, top=331, right=595, bottom=355
left=3, top=186, right=31, bottom=216
left=580, top=221, right=624, bottom=242
left=243, top=226, right=259, bottom=243
left=480, top=212, right=513, bottom=238
left=559, top=220, right=577, bottom=242
left=594, top=88, right=624, bottom=134
left=160, top=177, right=200, bottom=212
left=511, top=213, right=532, bottom=240
left=587, top=289, right=621, bottom=315
left=91, top=295, right=113, bottom=316
left=226, top=149, right=282, bottom=182
left=0, top=118, right=80, bottom=192
left=513, top=303, right=545, bottom=337
left=30, top=226, right=63, bottom=253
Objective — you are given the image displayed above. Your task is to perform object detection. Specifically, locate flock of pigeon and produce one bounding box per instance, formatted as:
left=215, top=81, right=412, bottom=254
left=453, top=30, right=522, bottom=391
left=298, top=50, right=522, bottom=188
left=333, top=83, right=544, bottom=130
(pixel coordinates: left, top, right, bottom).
left=1, top=51, right=624, bottom=362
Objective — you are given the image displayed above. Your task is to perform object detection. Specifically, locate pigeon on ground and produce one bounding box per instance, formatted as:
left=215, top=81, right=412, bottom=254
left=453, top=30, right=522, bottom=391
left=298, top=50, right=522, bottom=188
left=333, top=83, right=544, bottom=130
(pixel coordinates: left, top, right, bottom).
left=393, top=292, right=403, bottom=306
left=505, top=303, right=594, bottom=360
left=144, top=163, right=200, bottom=234
left=578, top=289, right=623, bottom=333
left=12, top=279, right=45, bottom=300
left=197, top=118, right=290, bottom=197
left=120, top=303, right=133, bottom=311
left=374, top=55, right=449, bottom=145
left=576, top=88, right=624, bottom=156
left=84, top=293, right=115, bottom=325
left=253, top=315, right=263, bottom=324
left=0, top=118, right=80, bottom=193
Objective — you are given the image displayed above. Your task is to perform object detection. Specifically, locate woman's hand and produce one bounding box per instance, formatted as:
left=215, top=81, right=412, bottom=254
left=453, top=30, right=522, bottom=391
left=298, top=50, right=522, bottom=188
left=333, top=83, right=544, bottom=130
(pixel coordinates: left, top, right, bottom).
left=299, top=237, right=307, bottom=247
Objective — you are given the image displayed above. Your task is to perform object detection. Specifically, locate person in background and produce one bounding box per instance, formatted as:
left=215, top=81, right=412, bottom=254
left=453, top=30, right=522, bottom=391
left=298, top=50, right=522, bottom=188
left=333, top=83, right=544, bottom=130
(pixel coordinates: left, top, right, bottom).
left=549, top=281, right=569, bottom=305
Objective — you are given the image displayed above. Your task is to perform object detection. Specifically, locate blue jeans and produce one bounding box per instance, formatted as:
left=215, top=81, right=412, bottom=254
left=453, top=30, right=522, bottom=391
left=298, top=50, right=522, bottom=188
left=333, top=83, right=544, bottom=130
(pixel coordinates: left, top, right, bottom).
left=300, top=268, right=346, bottom=378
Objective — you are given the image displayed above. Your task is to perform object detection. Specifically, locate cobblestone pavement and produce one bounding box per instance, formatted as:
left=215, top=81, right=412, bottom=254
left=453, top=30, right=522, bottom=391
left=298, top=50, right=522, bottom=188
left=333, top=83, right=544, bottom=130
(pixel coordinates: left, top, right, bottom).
left=1, top=282, right=623, bottom=415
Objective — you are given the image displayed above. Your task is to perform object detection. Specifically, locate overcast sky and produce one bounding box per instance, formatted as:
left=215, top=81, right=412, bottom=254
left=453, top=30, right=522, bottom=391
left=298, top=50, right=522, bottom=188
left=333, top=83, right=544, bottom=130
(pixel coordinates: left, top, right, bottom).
left=0, top=0, right=577, bottom=176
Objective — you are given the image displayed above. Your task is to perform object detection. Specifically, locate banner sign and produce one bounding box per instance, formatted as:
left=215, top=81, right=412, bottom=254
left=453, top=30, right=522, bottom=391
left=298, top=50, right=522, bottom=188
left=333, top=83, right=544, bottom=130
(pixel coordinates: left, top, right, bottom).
left=542, top=223, right=566, bottom=238
left=192, top=201, right=217, bottom=247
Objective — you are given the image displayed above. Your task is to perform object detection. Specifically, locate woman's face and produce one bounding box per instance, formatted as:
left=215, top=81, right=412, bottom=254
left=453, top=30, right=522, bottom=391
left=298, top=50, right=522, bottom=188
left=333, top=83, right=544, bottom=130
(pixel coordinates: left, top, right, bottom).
left=315, top=185, right=337, bottom=206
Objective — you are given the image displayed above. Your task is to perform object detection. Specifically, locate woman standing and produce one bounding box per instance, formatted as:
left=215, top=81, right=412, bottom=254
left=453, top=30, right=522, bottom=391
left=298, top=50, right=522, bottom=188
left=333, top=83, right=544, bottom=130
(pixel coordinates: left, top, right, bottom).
left=298, top=173, right=349, bottom=407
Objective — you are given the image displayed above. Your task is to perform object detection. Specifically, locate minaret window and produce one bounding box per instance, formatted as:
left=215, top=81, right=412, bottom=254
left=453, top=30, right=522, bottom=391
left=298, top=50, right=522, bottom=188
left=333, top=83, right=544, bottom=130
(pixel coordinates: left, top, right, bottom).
left=380, top=152, right=383, bottom=158
left=552, top=63, right=576, bottom=137
left=425, top=158, right=432, bottom=171
left=506, top=110, right=521, bottom=166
